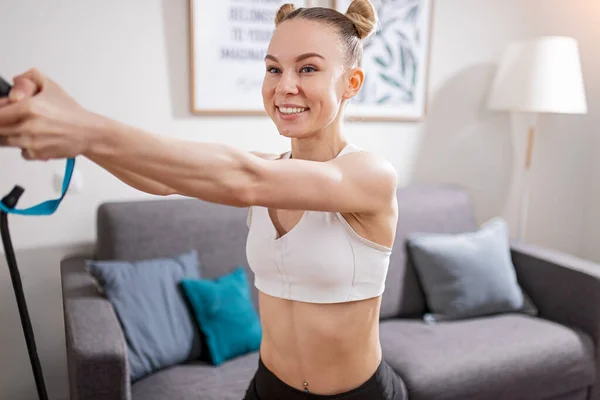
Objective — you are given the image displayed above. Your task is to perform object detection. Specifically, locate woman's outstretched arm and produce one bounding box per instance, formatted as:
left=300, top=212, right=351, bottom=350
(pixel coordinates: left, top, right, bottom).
left=84, top=152, right=281, bottom=197
left=82, top=116, right=396, bottom=212
left=0, top=69, right=398, bottom=213
left=86, top=154, right=177, bottom=196
left=82, top=114, right=262, bottom=207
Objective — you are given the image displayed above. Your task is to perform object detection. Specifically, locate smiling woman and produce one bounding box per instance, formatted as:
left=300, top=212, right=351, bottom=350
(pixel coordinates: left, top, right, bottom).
left=0, top=1, right=406, bottom=399
left=262, top=51, right=323, bottom=120
left=260, top=3, right=375, bottom=139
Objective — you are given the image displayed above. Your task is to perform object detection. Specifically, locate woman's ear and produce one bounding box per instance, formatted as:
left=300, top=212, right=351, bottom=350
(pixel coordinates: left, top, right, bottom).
left=342, top=67, right=365, bottom=100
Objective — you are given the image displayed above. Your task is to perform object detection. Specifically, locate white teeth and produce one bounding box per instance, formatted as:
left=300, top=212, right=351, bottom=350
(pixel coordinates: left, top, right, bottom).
left=279, top=107, right=307, bottom=114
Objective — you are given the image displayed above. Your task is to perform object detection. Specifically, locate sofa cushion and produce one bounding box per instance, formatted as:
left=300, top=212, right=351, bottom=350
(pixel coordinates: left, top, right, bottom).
left=85, top=250, right=203, bottom=382
left=131, top=351, right=259, bottom=400
left=382, top=184, right=479, bottom=319
left=380, top=315, right=595, bottom=400
left=407, top=217, right=538, bottom=322
left=181, top=267, right=262, bottom=366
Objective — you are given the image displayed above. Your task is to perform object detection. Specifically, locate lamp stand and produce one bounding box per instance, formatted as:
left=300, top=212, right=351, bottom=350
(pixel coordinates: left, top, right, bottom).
left=516, top=114, right=538, bottom=242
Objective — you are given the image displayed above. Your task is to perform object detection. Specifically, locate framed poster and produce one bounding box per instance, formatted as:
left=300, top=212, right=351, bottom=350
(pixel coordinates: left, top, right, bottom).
left=189, top=0, right=310, bottom=115
left=333, top=0, right=433, bottom=121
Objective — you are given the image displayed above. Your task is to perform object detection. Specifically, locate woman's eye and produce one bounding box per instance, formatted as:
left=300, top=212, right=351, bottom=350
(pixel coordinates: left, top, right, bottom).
left=266, top=66, right=316, bottom=74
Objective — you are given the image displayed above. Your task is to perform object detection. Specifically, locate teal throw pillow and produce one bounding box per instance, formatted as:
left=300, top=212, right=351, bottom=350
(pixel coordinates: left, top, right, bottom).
left=407, top=217, right=538, bottom=322
left=85, top=250, right=203, bottom=381
left=180, top=267, right=261, bottom=366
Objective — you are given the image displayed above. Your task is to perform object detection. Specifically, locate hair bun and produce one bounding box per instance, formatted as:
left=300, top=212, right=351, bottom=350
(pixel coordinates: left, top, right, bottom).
left=345, top=0, right=378, bottom=40
left=275, top=3, right=296, bottom=26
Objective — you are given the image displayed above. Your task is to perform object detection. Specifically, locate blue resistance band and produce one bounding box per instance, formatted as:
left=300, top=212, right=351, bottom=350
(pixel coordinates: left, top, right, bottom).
left=0, top=158, right=76, bottom=215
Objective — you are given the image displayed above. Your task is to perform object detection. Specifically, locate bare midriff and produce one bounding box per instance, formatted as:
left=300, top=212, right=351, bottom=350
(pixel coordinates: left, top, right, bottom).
left=258, top=291, right=383, bottom=395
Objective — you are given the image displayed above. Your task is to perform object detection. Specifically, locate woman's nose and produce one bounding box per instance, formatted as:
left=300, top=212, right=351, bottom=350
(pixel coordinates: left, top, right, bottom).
left=275, top=71, right=299, bottom=95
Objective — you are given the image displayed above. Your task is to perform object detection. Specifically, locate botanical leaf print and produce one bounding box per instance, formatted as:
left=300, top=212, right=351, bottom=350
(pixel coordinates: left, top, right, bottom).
left=352, top=0, right=425, bottom=106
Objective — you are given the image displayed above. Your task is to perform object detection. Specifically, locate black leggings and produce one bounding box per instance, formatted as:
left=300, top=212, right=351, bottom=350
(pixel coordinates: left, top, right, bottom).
left=243, top=357, right=408, bottom=400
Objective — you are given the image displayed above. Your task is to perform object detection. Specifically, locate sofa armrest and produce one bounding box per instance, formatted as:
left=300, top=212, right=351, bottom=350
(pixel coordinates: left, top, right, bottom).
left=61, top=255, right=131, bottom=400
left=511, top=242, right=600, bottom=342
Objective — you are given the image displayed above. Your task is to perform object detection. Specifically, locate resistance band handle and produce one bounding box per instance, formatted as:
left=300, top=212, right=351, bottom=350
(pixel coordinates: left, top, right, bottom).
left=2, top=186, right=25, bottom=209
left=0, top=75, right=11, bottom=97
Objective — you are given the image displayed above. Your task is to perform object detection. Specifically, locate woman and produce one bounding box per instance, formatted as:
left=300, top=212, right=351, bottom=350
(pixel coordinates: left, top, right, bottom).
left=0, top=1, right=407, bottom=399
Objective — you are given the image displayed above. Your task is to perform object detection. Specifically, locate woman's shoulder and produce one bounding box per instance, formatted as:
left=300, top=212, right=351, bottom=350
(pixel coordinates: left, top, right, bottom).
left=334, top=147, right=397, bottom=185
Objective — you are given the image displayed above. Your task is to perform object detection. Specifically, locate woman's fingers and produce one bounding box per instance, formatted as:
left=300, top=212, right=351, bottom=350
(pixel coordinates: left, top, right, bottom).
left=10, top=69, right=44, bottom=102
left=10, top=77, right=38, bottom=102
left=0, top=100, right=27, bottom=127
left=0, top=133, right=51, bottom=161
left=21, top=148, right=38, bottom=161
left=19, top=68, right=46, bottom=90
left=0, top=98, right=9, bottom=107
left=0, top=68, right=90, bottom=160
left=0, top=132, right=30, bottom=147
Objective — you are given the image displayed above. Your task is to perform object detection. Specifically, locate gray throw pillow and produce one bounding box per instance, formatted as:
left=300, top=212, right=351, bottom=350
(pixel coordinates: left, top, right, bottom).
left=407, top=217, right=537, bottom=322
left=86, top=250, right=203, bottom=381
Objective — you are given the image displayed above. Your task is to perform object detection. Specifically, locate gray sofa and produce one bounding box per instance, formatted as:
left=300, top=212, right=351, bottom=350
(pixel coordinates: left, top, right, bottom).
left=61, top=184, right=600, bottom=400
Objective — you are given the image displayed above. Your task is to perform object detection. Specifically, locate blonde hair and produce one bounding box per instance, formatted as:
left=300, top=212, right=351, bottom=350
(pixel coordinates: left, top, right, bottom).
left=274, top=0, right=378, bottom=67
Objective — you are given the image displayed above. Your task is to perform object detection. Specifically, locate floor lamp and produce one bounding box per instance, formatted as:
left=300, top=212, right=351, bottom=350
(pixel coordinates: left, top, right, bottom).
left=487, top=36, right=587, bottom=242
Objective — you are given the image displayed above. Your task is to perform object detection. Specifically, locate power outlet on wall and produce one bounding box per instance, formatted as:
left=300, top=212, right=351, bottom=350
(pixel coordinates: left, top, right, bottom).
left=53, top=168, right=83, bottom=195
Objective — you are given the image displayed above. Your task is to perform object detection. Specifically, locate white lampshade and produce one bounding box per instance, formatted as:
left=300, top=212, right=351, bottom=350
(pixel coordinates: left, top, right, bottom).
left=488, top=36, right=587, bottom=114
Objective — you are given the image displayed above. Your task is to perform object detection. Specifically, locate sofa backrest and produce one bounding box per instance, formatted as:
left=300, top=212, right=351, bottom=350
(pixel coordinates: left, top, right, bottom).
left=382, top=184, right=478, bottom=319
left=94, top=184, right=479, bottom=318
left=94, top=197, right=259, bottom=307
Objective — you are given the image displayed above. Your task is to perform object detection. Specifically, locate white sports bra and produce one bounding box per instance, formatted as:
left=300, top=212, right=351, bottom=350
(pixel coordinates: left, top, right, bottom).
left=245, top=144, right=392, bottom=304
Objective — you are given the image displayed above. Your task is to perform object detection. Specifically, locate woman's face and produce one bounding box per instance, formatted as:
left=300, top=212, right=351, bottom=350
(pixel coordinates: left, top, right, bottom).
left=262, top=19, right=362, bottom=138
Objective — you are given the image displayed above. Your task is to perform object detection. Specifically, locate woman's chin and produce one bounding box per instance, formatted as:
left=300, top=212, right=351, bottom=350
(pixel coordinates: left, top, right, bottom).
left=276, top=120, right=312, bottom=138
left=278, top=127, right=306, bottom=138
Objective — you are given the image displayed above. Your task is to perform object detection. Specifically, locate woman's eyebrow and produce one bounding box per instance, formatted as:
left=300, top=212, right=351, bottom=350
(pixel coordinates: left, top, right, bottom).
left=264, top=53, right=326, bottom=63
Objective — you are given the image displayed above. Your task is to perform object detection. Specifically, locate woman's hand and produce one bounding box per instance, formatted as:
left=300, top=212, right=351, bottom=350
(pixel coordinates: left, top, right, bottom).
left=0, top=68, right=98, bottom=161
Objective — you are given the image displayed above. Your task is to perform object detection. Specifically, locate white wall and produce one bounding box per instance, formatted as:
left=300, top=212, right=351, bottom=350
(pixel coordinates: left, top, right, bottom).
left=513, top=0, right=600, bottom=262
left=570, top=0, right=600, bottom=263
left=0, top=0, right=598, bottom=399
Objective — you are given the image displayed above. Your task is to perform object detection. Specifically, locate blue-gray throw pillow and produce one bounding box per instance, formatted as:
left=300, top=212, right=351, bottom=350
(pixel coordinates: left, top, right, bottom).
left=86, top=250, right=203, bottom=381
left=407, top=217, right=538, bottom=322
